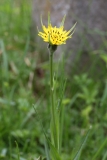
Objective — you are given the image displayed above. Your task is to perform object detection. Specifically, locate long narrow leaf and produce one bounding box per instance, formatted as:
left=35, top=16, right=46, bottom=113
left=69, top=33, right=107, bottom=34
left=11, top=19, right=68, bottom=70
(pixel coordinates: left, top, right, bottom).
left=0, top=39, right=9, bottom=79
left=49, top=141, right=62, bottom=160
left=15, top=141, right=20, bottom=160
left=73, top=129, right=90, bottom=160
left=43, top=122, right=62, bottom=160
left=100, top=80, right=107, bottom=106
left=92, top=138, right=107, bottom=160
left=44, top=139, right=50, bottom=160
left=41, top=121, right=62, bottom=160
left=102, top=151, right=107, bottom=160
left=33, top=105, right=51, bottom=160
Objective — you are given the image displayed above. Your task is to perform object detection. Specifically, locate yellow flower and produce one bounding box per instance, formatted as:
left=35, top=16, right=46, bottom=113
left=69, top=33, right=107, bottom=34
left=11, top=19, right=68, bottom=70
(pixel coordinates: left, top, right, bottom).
left=38, top=14, right=76, bottom=46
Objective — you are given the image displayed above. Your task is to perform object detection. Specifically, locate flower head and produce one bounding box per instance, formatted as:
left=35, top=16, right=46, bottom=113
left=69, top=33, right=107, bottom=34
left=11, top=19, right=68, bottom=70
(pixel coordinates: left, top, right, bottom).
left=38, top=14, right=76, bottom=46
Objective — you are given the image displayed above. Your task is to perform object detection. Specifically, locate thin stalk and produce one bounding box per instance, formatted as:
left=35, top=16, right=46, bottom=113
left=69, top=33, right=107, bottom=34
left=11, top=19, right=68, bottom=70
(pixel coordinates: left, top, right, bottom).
left=49, top=47, right=58, bottom=149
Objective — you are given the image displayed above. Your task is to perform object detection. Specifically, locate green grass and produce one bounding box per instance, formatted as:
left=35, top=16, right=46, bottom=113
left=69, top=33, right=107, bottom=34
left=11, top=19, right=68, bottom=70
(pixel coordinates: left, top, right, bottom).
left=0, top=0, right=107, bottom=160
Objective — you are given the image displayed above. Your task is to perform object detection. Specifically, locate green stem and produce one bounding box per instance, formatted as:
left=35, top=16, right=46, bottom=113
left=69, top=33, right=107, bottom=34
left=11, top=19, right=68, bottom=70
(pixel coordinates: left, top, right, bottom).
left=49, top=47, right=58, bottom=149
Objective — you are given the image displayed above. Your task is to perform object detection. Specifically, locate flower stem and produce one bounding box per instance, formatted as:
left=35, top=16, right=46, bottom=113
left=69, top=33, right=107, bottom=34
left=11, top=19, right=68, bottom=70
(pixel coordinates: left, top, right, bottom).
left=49, top=46, right=58, bottom=149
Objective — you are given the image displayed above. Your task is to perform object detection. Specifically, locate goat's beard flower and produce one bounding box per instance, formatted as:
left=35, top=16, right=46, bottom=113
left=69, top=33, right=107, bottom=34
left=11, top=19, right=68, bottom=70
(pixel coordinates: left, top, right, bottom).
left=38, top=14, right=76, bottom=46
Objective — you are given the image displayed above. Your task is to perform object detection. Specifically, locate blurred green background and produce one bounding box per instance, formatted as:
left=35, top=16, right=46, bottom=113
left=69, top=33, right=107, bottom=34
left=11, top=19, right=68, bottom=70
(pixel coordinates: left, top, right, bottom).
left=0, top=0, right=107, bottom=160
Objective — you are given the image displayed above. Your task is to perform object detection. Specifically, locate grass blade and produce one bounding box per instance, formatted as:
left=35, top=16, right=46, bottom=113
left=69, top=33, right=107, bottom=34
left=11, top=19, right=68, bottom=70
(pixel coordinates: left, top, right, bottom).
left=0, top=39, right=8, bottom=80
left=44, top=139, right=50, bottom=160
left=100, top=80, right=107, bottom=106
left=92, top=138, right=107, bottom=160
left=73, top=129, right=90, bottom=160
left=102, top=151, right=107, bottom=160
left=15, top=141, right=20, bottom=160
left=49, top=141, right=62, bottom=160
